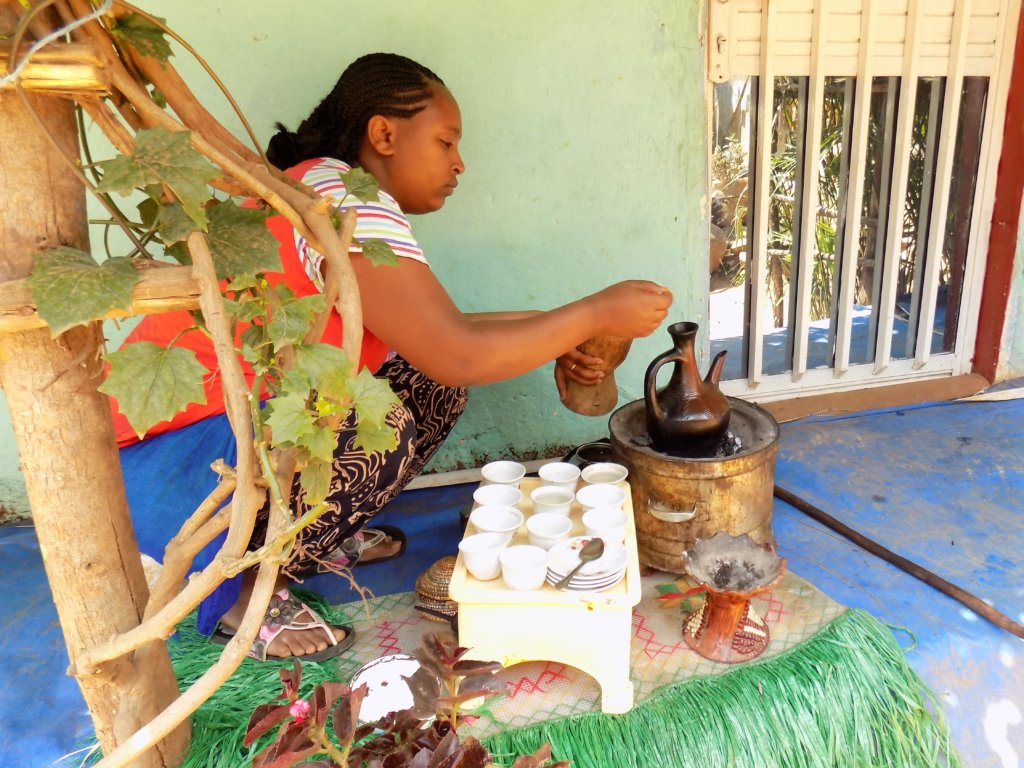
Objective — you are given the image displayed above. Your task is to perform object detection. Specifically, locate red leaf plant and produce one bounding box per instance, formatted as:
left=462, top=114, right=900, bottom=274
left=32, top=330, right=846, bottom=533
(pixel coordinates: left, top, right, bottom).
left=243, top=632, right=570, bottom=768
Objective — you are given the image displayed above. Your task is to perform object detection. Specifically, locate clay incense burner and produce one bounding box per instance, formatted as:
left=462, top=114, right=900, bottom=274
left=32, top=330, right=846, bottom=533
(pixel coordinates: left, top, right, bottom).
left=681, top=531, right=785, bottom=664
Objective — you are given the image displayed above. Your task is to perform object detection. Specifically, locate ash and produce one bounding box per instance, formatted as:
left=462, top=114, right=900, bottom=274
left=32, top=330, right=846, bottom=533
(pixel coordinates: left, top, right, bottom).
left=632, top=430, right=743, bottom=458
left=717, top=430, right=743, bottom=457
left=710, top=558, right=765, bottom=591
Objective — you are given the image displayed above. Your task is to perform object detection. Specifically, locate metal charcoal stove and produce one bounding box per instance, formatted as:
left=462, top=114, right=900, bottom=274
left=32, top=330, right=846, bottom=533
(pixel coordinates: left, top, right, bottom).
left=608, top=396, right=780, bottom=573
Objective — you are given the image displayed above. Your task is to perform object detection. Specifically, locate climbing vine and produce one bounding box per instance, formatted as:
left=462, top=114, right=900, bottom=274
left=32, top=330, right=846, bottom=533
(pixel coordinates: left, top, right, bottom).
left=3, top=3, right=403, bottom=765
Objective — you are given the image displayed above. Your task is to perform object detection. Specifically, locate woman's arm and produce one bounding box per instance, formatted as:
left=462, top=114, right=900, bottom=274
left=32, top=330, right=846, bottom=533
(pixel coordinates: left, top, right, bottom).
left=465, top=310, right=541, bottom=322
left=350, top=254, right=672, bottom=387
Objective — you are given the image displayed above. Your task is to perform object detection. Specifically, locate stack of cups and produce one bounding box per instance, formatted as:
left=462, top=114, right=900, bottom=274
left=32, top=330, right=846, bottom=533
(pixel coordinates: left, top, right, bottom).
left=576, top=460, right=630, bottom=544
left=522, top=461, right=577, bottom=553
left=460, top=460, right=528, bottom=581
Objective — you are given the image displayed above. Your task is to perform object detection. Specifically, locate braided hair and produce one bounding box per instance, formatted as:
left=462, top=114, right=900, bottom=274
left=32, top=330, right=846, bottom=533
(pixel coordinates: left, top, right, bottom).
left=266, top=53, right=444, bottom=170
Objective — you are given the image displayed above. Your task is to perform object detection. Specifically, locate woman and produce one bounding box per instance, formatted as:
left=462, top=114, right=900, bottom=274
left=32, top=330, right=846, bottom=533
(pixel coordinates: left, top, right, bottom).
left=113, top=53, right=672, bottom=661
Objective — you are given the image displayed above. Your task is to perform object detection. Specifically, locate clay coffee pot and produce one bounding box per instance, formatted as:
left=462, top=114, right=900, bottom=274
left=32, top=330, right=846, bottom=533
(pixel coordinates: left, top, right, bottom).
left=644, top=321, right=730, bottom=455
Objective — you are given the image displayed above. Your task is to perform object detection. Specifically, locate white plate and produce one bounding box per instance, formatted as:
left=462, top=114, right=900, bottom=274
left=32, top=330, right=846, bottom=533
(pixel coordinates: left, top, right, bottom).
left=349, top=653, right=422, bottom=723
left=547, top=536, right=628, bottom=578
left=545, top=570, right=626, bottom=592
left=546, top=565, right=625, bottom=584
left=546, top=565, right=626, bottom=583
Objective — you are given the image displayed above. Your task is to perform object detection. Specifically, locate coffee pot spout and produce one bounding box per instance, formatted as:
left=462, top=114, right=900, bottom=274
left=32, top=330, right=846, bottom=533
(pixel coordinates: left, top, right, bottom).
left=705, top=350, right=727, bottom=386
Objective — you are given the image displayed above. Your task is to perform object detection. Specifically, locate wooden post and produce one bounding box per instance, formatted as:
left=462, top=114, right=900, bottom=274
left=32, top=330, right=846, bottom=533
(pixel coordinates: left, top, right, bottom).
left=0, top=85, right=189, bottom=767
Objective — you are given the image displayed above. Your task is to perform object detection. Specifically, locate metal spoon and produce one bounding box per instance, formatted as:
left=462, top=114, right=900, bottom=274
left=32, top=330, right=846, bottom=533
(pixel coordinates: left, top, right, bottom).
left=554, top=537, right=605, bottom=589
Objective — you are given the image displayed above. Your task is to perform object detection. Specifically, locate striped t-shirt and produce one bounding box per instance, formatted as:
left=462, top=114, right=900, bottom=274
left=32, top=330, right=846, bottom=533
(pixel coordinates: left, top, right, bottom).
left=296, top=157, right=426, bottom=288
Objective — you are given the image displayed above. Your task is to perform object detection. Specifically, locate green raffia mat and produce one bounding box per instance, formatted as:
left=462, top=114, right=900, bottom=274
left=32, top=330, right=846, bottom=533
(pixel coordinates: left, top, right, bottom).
left=482, top=609, right=961, bottom=768
left=163, top=592, right=367, bottom=767
left=96, top=591, right=959, bottom=768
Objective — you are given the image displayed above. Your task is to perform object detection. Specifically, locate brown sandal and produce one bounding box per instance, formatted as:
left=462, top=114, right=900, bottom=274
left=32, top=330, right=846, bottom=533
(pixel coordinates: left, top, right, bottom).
left=211, top=588, right=355, bottom=662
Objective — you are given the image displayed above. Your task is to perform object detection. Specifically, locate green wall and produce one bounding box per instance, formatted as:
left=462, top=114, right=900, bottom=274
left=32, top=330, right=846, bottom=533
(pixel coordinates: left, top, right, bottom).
left=0, top=1, right=709, bottom=514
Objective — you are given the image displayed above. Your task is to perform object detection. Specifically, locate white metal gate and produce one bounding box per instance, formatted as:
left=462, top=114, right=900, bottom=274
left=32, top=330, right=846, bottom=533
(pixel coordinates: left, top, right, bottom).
left=706, top=0, right=1022, bottom=400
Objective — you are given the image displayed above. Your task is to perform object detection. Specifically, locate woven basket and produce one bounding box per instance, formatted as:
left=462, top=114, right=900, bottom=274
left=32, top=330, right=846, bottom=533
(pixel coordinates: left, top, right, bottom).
left=415, top=555, right=458, bottom=623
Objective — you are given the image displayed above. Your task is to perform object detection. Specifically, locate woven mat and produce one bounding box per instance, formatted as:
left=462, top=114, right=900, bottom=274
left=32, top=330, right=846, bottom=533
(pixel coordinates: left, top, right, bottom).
left=162, top=562, right=958, bottom=767
left=331, top=568, right=844, bottom=738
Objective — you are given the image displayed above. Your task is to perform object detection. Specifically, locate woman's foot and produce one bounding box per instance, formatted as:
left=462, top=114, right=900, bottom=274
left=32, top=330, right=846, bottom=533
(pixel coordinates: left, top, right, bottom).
left=358, top=532, right=403, bottom=563
left=216, top=572, right=351, bottom=660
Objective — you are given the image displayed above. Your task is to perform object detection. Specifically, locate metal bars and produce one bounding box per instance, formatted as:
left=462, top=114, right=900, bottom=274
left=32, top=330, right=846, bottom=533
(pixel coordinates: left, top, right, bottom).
left=834, top=0, right=876, bottom=375
left=709, top=0, right=1020, bottom=401
left=873, top=0, right=923, bottom=372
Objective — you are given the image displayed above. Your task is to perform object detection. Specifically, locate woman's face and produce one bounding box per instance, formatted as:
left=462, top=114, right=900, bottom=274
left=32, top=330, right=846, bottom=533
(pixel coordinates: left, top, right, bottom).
left=372, top=85, right=465, bottom=215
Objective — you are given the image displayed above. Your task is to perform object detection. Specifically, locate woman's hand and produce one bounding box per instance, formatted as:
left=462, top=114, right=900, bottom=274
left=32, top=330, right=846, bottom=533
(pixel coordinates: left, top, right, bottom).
left=590, top=280, right=673, bottom=338
left=554, top=347, right=604, bottom=401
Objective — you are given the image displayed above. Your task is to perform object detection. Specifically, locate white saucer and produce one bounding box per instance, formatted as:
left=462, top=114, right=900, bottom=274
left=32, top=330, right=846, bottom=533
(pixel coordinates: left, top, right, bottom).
left=547, top=536, right=628, bottom=578
left=545, top=569, right=625, bottom=591
left=349, top=653, right=422, bottom=723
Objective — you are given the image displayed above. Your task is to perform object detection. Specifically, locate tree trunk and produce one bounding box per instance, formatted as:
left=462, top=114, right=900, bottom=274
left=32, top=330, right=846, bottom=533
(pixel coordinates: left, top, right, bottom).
left=0, top=88, right=189, bottom=765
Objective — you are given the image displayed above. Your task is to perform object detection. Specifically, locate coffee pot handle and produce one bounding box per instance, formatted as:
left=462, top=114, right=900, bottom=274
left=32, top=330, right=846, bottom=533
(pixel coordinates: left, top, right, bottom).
left=643, top=350, right=677, bottom=421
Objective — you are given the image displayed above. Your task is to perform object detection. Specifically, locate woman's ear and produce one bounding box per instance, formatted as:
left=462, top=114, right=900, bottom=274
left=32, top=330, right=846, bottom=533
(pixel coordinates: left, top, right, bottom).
left=365, top=115, right=397, bottom=157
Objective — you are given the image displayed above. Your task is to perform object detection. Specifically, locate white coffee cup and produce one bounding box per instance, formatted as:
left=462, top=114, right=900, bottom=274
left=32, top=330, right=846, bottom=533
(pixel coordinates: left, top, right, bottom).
left=480, top=460, right=526, bottom=487
left=459, top=532, right=512, bottom=580
left=499, top=544, right=549, bottom=590
left=473, top=483, right=523, bottom=509
left=526, top=512, right=573, bottom=550
left=469, top=505, right=524, bottom=536
left=581, top=461, right=629, bottom=486
left=537, top=461, right=581, bottom=492
left=530, top=485, right=574, bottom=516
left=575, top=482, right=628, bottom=512
left=582, top=505, right=628, bottom=543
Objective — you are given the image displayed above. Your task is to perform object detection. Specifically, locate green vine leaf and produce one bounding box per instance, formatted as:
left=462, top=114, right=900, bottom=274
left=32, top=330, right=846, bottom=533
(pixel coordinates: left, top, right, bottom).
left=164, top=241, right=191, bottom=266
left=360, top=238, right=399, bottom=267
left=354, top=420, right=398, bottom=455
left=96, top=126, right=218, bottom=229
left=264, top=391, right=316, bottom=446
left=267, top=294, right=325, bottom=349
left=27, top=248, right=139, bottom=336
left=299, top=459, right=332, bottom=505
left=293, top=344, right=353, bottom=403
left=232, top=295, right=264, bottom=324
left=338, top=167, right=380, bottom=203
left=99, top=342, right=207, bottom=438
left=157, top=200, right=196, bottom=244
left=137, top=197, right=158, bottom=228
left=351, top=368, right=400, bottom=429
left=110, top=13, right=173, bottom=63
left=298, top=425, right=337, bottom=464
left=206, top=202, right=281, bottom=282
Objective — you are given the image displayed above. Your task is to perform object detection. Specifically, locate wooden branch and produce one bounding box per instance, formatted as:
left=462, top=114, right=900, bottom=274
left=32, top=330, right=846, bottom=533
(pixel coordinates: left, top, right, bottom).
left=90, top=226, right=287, bottom=768
left=144, top=470, right=236, bottom=620
left=774, top=485, right=1024, bottom=640
left=59, top=0, right=144, bottom=132
left=101, top=52, right=366, bottom=366
left=78, top=95, right=133, bottom=153
left=112, top=4, right=262, bottom=167
left=307, top=207, right=356, bottom=345
left=14, top=6, right=368, bottom=763
left=260, top=169, right=364, bottom=364
left=0, top=39, right=109, bottom=93
left=73, top=232, right=267, bottom=674
left=0, top=262, right=199, bottom=335
left=91, top=543, right=283, bottom=768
